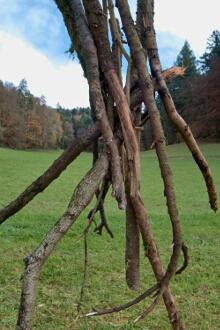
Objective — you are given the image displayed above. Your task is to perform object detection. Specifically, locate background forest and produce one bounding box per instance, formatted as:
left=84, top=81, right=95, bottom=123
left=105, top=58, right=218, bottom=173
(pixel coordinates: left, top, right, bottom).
left=0, top=30, right=220, bottom=150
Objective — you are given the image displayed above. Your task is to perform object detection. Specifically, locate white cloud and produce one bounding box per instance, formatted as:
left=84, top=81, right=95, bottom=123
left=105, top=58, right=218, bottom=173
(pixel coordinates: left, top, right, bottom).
left=155, top=0, right=220, bottom=55
left=0, top=31, right=89, bottom=108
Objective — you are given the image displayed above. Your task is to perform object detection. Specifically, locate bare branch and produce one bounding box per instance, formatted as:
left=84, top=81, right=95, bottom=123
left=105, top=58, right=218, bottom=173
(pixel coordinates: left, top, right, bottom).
left=117, top=0, right=183, bottom=285
left=83, top=0, right=140, bottom=197
left=56, top=0, right=125, bottom=210
left=134, top=290, right=162, bottom=323
left=108, top=0, right=131, bottom=62
left=16, top=153, right=109, bottom=330
left=176, top=243, right=189, bottom=275
left=85, top=283, right=158, bottom=317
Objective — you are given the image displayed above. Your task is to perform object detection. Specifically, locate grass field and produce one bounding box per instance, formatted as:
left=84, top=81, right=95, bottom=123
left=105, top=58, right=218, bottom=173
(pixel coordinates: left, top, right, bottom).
left=0, top=143, right=219, bottom=330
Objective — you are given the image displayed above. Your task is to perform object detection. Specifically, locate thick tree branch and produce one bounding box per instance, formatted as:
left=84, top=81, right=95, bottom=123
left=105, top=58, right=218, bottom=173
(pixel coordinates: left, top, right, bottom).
left=117, top=1, right=184, bottom=328
left=83, top=0, right=140, bottom=197
left=55, top=0, right=125, bottom=210
left=16, top=153, right=109, bottom=330
left=117, top=0, right=183, bottom=284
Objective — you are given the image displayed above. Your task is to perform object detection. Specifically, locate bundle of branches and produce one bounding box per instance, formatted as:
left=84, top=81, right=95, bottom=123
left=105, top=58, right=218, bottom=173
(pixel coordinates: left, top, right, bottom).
left=0, top=1, right=217, bottom=330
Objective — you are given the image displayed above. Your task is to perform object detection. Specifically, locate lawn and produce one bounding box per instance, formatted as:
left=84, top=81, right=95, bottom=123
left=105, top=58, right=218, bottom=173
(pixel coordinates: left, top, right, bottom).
left=0, top=143, right=219, bottom=329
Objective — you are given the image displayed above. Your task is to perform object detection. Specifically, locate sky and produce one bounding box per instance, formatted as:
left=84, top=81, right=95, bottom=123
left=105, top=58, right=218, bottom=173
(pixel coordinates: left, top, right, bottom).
left=0, top=0, right=219, bottom=108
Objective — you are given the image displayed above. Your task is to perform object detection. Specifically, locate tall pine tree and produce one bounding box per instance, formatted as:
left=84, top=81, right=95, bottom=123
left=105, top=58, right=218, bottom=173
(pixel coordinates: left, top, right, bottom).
left=200, top=30, right=220, bottom=72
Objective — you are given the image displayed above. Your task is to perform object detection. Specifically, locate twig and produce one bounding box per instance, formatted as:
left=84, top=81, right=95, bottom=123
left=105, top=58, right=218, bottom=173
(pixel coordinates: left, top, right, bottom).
left=176, top=243, right=189, bottom=275
left=85, top=283, right=158, bottom=317
left=134, top=290, right=162, bottom=323
left=84, top=188, right=104, bottom=235
left=94, top=202, right=114, bottom=238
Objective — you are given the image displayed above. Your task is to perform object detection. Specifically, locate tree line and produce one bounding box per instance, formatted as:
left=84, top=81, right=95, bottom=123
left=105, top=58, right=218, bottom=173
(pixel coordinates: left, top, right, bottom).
left=0, top=79, right=92, bottom=149
left=0, top=30, right=220, bottom=150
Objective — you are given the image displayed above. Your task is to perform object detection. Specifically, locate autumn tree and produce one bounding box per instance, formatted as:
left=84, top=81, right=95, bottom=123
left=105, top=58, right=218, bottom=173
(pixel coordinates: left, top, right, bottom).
left=0, top=79, right=64, bottom=149
left=0, top=1, right=217, bottom=330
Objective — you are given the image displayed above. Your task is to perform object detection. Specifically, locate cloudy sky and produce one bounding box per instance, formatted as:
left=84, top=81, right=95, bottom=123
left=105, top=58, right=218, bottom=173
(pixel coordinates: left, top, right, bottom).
left=0, top=0, right=219, bottom=108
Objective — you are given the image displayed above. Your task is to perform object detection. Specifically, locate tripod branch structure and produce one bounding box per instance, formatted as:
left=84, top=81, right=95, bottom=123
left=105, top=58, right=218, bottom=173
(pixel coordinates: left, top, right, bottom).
left=0, top=1, right=217, bottom=329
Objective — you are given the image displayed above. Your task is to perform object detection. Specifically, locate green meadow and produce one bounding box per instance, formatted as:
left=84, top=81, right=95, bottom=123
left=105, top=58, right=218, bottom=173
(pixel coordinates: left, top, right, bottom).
left=0, top=143, right=219, bottom=329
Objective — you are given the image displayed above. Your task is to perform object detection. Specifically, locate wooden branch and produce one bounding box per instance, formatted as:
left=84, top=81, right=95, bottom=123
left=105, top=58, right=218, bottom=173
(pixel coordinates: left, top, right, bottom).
left=134, top=290, right=162, bottom=323
left=0, top=124, right=100, bottom=225
left=117, top=0, right=183, bottom=282
left=130, top=66, right=185, bottom=109
left=141, top=0, right=217, bottom=212
left=83, top=0, right=140, bottom=198
left=16, top=153, right=109, bottom=330
left=124, top=60, right=132, bottom=104
left=108, top=0, right=130, bottom=63
left=117, top=1, right=184, bottom=328
left=85, top=283, right=158, bottom=317
left=55, top=0, right=125, bottom=210
left=124, top=146, right=140, bottom=291
left=176, top=243, right=189, bottom=275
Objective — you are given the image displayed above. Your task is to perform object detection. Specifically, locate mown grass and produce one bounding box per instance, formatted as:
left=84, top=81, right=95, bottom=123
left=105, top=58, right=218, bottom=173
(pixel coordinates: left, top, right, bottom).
left=0, top=143, right=219, bottom=330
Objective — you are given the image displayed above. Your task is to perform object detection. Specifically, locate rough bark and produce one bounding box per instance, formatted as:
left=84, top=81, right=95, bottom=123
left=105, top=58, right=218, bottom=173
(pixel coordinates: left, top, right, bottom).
left=0, top=124, right=100, bottom=225
left=117, top=0, right=182, bottom=283
left=55, top=0, right=125, bottom=209
left=117, top=1, right=184, bottom=328
left=82, top=0, right=142, bottom=293
left=1, top=1, right=215, bottom=329
left=124, top=145, right=140, bottom=291
left=16, top=153, right=109, bottom=330
left=125, top=193, right=140, bottom=291
left=140, top=0, right=217, bottom=212
left=124, top=110, right=142, bottom=291
left=82, top=0, right=140, bottom=197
